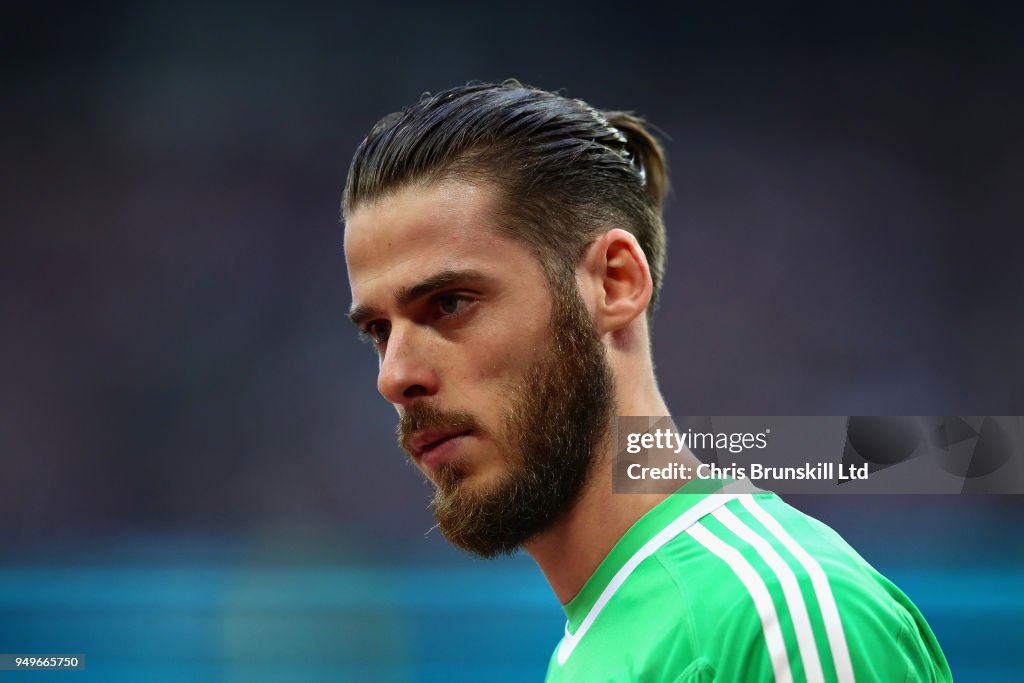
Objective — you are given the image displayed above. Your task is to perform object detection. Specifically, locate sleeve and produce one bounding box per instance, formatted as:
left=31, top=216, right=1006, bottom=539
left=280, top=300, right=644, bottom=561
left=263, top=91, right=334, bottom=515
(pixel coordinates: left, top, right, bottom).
left=697, top=566, right=952, bottom=682
left=826, top=569, right=953, bottom=683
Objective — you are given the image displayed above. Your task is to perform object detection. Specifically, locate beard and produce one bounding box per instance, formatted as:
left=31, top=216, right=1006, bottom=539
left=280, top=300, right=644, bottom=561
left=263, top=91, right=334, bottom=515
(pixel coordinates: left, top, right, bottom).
left=397, top=281, right=615, bottom=558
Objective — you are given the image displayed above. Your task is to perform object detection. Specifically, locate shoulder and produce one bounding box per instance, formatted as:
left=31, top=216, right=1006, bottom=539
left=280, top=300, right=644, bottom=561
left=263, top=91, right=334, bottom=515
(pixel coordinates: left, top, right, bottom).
left=657, top=493, right=951, bottom=682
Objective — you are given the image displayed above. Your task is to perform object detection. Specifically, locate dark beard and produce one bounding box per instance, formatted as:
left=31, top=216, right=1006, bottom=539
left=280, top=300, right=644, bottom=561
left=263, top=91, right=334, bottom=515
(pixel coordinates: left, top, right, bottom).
left=398, top=283, right=615, bottom=558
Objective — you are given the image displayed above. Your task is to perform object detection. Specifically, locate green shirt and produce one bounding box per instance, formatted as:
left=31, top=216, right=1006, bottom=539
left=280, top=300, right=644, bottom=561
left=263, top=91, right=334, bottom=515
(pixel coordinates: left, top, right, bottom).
left=544, top=479, right=951, bottom=682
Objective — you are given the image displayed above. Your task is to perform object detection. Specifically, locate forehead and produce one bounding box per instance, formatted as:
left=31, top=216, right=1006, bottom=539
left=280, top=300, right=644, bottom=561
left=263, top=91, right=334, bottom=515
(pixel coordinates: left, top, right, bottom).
left=344, top=180, right=542, bottom=301
left=346, top=180, right=495, bottom=262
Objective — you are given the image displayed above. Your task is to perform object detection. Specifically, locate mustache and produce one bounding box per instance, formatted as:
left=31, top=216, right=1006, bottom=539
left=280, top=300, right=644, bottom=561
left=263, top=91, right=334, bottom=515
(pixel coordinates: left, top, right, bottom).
left=397, top=402, right=481, bottom=454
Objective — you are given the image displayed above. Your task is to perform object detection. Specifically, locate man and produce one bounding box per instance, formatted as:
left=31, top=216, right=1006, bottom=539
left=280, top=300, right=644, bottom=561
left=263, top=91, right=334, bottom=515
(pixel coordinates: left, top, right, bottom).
left=342, top=81, right=951, bottom=682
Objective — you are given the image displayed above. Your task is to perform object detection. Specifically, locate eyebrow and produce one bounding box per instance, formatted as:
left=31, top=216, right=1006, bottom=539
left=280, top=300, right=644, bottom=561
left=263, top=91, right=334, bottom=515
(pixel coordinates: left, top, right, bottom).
left=348, top=268, right=489, bottom=328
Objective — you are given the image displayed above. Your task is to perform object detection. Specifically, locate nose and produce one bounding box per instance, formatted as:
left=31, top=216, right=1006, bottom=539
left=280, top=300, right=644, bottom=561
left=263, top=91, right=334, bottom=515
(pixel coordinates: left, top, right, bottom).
left=376, top=323, right=439, bottom=406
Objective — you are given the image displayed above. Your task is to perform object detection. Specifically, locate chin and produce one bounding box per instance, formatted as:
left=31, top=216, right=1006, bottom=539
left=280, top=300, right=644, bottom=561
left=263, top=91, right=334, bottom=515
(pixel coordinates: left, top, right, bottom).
left=439, top=465, right=505, bottom=496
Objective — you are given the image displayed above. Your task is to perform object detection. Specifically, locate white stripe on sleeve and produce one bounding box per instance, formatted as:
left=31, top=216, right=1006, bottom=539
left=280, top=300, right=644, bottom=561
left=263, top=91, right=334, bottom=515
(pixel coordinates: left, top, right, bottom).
left=713, top=505, right=826, bottom=683
left=687, top=521, right=794, bottom=683
left=739, top=496, right=856, bottom=683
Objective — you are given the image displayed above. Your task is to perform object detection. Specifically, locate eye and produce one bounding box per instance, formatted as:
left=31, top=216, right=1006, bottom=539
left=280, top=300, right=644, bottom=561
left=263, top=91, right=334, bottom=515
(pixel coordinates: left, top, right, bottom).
left=364, top=320, right=391, bottom=345
left=435, top=293, right=469, bottom=317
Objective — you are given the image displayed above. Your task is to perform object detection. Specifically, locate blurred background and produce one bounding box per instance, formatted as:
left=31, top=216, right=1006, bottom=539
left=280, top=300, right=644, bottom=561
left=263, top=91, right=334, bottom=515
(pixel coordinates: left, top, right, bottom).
left=1, top=1, right=1022, bottom=680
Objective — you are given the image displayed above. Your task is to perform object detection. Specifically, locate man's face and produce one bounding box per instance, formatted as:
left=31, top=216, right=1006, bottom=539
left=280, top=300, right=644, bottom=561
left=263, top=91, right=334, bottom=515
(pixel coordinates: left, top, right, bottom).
left=344, top=179, right=614, bottom=557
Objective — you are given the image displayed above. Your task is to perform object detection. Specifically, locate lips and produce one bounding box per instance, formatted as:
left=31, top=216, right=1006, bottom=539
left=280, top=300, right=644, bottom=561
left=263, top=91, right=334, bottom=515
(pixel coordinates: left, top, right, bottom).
left=409, top=426, right=473, bottom=456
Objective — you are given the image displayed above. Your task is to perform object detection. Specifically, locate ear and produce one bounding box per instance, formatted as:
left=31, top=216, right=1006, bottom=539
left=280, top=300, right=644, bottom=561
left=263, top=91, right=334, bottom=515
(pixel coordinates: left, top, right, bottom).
left=577, top=229, right=653, bottom=334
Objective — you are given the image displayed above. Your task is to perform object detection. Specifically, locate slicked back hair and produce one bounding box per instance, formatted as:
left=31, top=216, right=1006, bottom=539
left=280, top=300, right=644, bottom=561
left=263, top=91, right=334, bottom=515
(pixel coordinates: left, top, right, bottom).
left=343, top=81, right=669, bottom=321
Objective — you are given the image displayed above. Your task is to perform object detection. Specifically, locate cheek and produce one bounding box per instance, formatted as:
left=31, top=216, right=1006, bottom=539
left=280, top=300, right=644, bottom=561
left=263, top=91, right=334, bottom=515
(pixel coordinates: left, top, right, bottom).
left=476, top=337, right=546, bottom=391
left=449, top=287, right=553, bottom=395
left=472, top=347, right=522, bottom=385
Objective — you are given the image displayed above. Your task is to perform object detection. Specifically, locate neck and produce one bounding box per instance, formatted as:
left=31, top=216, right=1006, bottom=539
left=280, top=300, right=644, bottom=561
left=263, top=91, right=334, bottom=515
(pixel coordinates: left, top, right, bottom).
left=523, top=464, right=666, bottom=604
left=523, top=393, right=700, bottom=605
